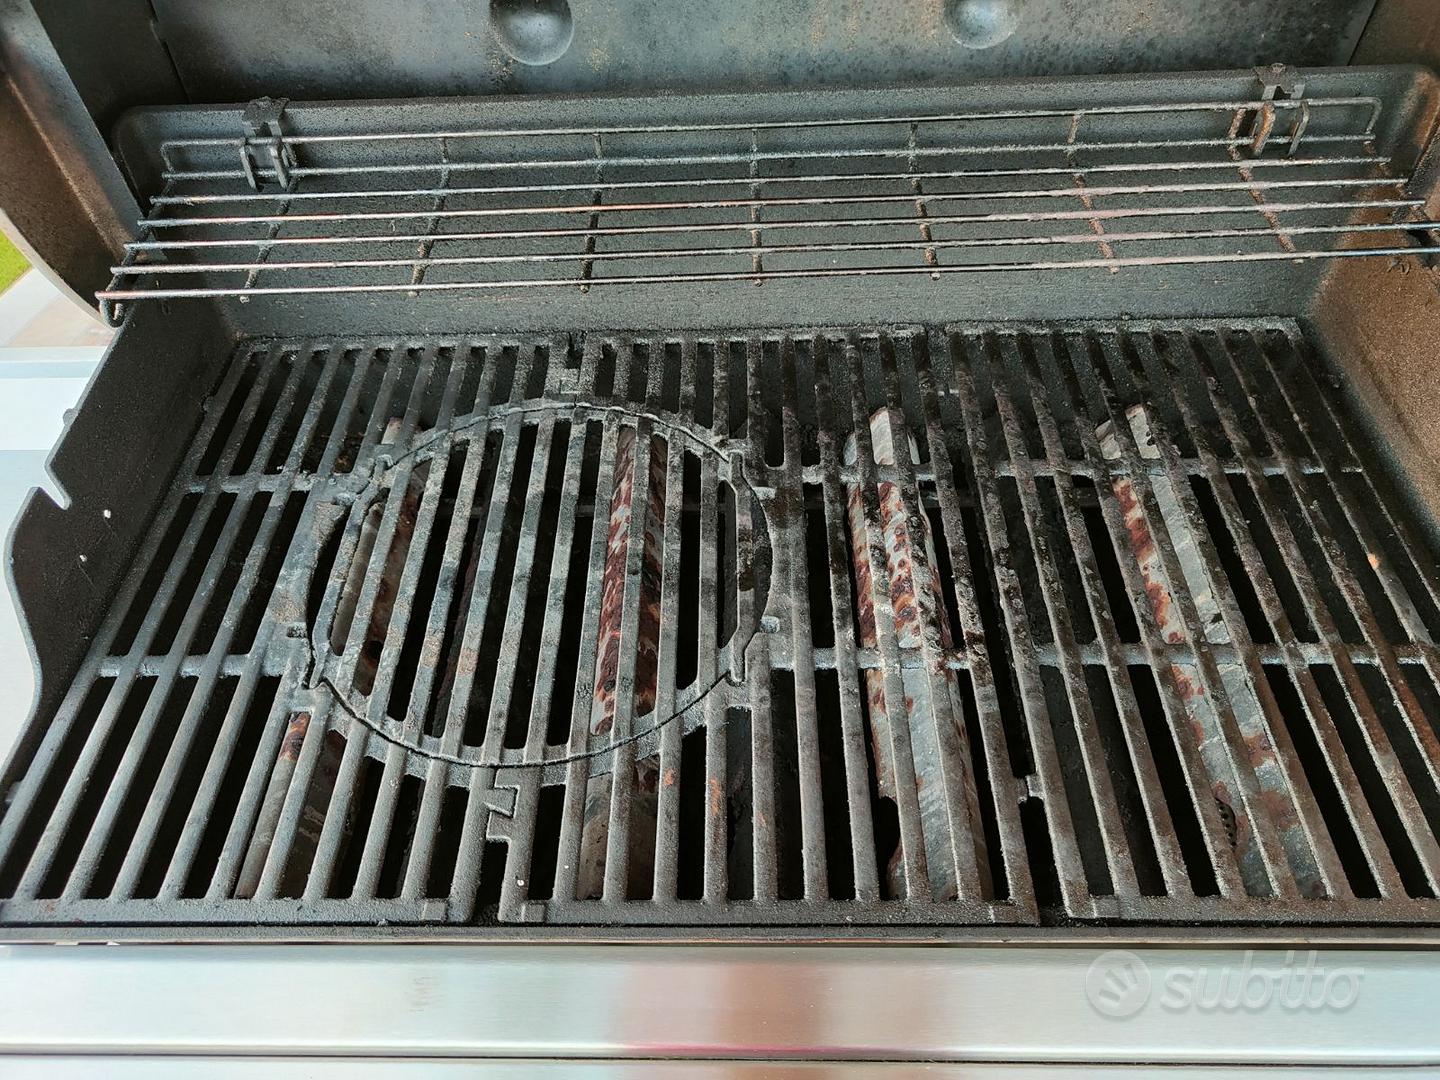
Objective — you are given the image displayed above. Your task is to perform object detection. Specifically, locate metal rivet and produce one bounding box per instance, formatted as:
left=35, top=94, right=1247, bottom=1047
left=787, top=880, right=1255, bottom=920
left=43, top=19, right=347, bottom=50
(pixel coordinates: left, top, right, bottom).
left=943, top=0, right=1019, bottom=50
left=490, top=0, right=574, bottom=66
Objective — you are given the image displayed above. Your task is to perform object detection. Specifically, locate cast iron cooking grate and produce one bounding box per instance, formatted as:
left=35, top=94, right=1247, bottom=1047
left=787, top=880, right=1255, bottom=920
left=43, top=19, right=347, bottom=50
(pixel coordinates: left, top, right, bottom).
left=2, top=321, right=1440, bottom=931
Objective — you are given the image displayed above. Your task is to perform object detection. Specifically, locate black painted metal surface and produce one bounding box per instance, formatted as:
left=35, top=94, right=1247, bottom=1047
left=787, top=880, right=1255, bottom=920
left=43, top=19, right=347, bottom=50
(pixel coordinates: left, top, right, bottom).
left=1, top=320, right=1439, bottom=933
left=0, top=0, right=147, bottom=302
left=141, top=0, right=1379, bottom=101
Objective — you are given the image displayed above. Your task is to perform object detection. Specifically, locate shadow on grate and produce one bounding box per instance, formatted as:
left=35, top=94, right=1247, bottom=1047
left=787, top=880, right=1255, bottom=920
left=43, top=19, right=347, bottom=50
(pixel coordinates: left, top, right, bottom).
left=2, top=320, right=1440, bottom=932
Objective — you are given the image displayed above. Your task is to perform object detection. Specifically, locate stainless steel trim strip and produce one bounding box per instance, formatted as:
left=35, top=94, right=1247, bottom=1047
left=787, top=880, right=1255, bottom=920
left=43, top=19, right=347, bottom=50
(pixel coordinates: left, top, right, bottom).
left=0, top=944, right=1434, bottom=1064
left=5, top=1059, right=1438, bottom=1078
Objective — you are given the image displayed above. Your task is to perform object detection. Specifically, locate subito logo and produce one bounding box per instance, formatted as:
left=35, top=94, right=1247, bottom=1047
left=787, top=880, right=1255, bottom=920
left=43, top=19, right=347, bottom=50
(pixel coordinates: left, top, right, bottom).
left=1085, top=950, right=1152, bottom=1018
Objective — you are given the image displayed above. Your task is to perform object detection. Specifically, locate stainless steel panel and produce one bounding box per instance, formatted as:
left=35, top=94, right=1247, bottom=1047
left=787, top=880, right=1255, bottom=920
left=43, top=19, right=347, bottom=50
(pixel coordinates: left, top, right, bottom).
left=0, top=944, right=1435, bottom=1064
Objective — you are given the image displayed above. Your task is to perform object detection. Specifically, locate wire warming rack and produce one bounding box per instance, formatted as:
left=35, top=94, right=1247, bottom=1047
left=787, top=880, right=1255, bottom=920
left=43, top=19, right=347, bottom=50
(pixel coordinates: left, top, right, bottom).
left=98, top=91, right=1440, bottom=323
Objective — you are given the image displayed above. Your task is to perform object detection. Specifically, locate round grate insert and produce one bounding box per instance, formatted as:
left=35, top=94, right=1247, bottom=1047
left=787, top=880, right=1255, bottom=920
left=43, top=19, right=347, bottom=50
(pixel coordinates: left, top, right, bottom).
left=309, top=397, right=769, bottom=779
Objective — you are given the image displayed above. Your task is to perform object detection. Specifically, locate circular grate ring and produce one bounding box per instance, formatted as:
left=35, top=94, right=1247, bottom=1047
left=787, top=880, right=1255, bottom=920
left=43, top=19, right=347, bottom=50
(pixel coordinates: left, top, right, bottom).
left=308, top=397, right=770, bottom=781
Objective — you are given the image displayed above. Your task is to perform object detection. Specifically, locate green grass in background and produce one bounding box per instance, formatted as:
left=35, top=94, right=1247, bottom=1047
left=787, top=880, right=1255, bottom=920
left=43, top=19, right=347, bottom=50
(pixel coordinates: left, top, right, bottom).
left=0, top=232, right=29, bottom=294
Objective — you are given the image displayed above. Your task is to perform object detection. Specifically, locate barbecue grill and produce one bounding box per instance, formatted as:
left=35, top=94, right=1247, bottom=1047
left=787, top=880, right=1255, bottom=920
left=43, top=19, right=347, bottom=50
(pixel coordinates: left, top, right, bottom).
left=3, top=0, right=1440, bottom=1069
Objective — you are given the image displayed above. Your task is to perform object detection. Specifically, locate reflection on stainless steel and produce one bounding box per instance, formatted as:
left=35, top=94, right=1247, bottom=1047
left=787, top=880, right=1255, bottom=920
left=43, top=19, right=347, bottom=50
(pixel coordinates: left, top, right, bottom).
left=0, top=945, right=1435, bottom=1065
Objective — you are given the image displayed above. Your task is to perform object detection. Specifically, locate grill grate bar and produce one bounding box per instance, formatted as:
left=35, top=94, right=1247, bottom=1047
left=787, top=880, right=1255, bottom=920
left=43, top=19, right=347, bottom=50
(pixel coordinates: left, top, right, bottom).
left=743, top=338, right=778, bottom=904
left=1211, top=331, right=1440, bottom=891
left=700, top=344, right=730, bottom=904
left=987, top=336, right=1142, bottom=898
left=0, top=349, right=278, bottom=900
left=1031, top=332, right=1250, bottom=900
left=171, top=345, right=378, bottom=901
left=644, top=341, right=687, bottom=904
left=1272, top=328, right=1440, bottom=632
left=551, top=369, right=625, bottom=907
left=629, top=352, right=679, bottom=899
left=1009, top=333, right=1193, bottom=897
left=63, top=349, right=314, bottom=901
left=1074, top=331, right=1287, bottom=897
left=597, top=417, right=655, bottom=902
left=398, top=352, right=506, bottom=904
left=778, top=340, right=831, bottom=900
left=812, top=340, right=884, bottom=902
left=603, top=348, right=672, bottom=903
left=114, top=342, right=350, bottom=900
left=1095, top=331, right=1321, bottom=898
left=1137, top=330, right=1375, bottom=899
left=949, top=333, right=1100, bottom=911
left=651, top=412, right=689, bottom=902
left=345, top=356, right=470, bottom=901
left=656, top=340, right=703, bottom=901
